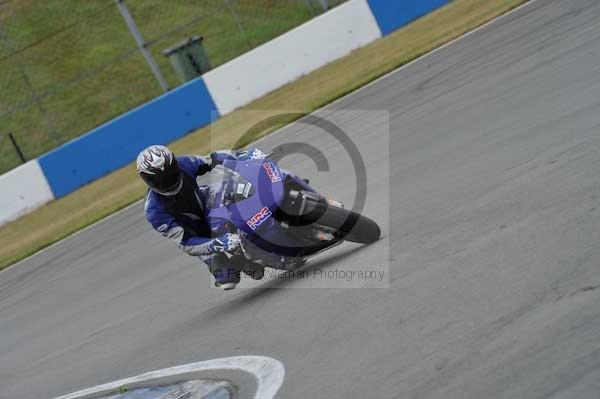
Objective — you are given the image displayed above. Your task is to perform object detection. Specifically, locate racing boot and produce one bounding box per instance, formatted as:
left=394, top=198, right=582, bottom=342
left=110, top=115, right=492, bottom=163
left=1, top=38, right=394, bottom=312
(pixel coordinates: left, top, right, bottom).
left=208, top=254, right=241, bottom=290
left=215, top=281, right=237, bottom=290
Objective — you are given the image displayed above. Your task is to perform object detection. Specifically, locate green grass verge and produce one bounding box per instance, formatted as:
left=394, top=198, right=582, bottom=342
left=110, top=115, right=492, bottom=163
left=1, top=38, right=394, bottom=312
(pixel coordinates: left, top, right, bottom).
left=0, top=0, right=344, bottom=174
left=0, top=0, right=528, bottom=271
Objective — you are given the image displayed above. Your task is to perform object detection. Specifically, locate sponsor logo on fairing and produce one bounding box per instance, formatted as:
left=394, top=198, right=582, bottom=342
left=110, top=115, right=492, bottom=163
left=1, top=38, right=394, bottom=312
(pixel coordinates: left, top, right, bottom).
left=247, top=206, right=272, bottom=230
left=263, top=162, right=281, bottom=183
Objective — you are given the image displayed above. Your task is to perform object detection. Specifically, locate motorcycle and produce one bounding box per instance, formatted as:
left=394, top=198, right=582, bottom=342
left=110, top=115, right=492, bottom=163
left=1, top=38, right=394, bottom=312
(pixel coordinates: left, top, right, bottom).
left=204, top=156, right=380, bottom=273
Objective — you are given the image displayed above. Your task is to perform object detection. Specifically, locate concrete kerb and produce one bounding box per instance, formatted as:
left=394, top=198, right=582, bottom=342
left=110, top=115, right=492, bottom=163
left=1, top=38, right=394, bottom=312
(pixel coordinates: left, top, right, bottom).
left=52, top=356, right=285, bottom=399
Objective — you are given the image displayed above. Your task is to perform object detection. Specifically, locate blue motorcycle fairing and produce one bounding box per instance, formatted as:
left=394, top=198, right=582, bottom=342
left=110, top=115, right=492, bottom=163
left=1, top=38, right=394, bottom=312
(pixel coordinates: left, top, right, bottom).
left=207, top=158, right=284, bottom=232
left=206, top=159, right=318, bottom=257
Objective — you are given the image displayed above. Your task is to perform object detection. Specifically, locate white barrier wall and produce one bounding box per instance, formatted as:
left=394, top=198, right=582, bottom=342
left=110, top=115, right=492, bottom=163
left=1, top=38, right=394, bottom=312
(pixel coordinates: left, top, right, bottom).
left=0, top=0, right=453, bottom=227
left=203, top=0, right=382, bottom=115
left=0, top=160, right=54, bottom=226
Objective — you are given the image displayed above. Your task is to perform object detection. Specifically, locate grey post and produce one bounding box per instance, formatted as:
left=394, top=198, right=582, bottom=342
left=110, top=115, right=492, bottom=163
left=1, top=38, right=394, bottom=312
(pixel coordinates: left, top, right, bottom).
left=303, top=0, right=316, bottom=15
left=8, top=133, right=26, bottom=164
left=304, top=0, right=329, bottom=14
left=223, top=0, right=252, bottom=50
left=114, top=0, right=169, bottom=92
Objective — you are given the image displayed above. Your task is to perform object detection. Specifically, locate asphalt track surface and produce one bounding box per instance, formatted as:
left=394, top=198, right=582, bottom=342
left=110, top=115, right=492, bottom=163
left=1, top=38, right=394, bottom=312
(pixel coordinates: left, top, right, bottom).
left=3, top=0, right=600, bottom=397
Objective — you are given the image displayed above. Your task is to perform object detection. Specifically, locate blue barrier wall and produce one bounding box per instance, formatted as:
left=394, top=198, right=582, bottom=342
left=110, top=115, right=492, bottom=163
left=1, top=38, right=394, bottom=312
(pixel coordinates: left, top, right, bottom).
left=367, top=0, right=451, bottom=36
left=33, top=0, right=454, bottom=201
left=38, top=77, right=218, bottom=198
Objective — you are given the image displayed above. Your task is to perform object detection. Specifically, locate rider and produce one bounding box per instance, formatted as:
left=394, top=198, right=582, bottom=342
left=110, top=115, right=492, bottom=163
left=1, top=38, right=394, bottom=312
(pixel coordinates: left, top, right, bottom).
left=136, top=144, right=268, bottom=291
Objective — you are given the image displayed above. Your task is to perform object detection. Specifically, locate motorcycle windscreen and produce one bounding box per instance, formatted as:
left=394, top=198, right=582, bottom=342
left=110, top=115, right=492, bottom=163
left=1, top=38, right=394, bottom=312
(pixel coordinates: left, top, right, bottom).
left=205, top=165, right=256, bottom=209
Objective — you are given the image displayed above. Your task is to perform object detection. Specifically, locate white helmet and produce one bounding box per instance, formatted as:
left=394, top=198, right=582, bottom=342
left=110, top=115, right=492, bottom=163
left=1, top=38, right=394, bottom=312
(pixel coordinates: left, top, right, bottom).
left=136, top=145, right=182, bottom=195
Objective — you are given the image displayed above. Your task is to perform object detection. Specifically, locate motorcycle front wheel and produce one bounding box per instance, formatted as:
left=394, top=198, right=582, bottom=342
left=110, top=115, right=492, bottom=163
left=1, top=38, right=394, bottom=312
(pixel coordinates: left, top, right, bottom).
left=296, top=197, right=381, bottom=244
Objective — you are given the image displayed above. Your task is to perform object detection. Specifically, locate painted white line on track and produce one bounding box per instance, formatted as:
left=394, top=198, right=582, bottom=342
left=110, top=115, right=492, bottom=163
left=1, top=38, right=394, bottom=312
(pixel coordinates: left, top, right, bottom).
left=4, top=0, right=538, bottom=274
left=52, top=355, right=285, bottom=399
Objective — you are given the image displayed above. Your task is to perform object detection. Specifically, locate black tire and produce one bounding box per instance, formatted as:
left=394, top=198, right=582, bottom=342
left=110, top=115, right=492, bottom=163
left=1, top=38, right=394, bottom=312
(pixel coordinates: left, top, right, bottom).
left=299, top=200, right=381, bottom=244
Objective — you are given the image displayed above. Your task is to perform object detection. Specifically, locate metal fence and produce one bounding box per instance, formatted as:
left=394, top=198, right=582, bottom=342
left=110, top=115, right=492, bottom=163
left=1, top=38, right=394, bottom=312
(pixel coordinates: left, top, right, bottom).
left=0, top=0, right=347, bottom=174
